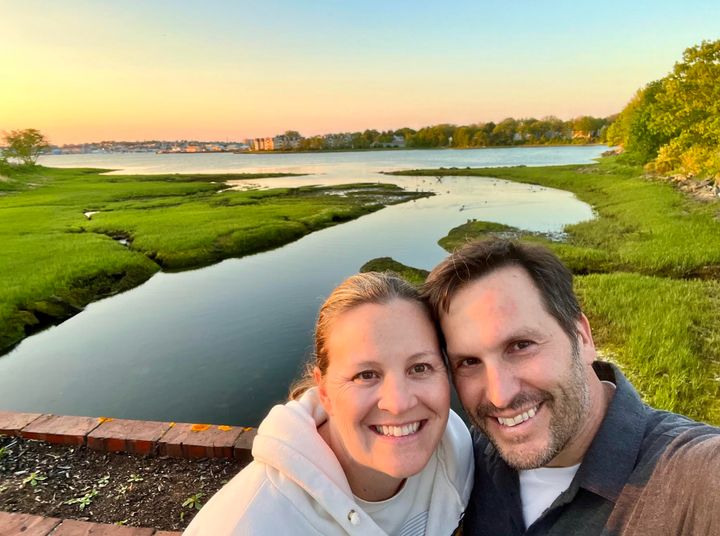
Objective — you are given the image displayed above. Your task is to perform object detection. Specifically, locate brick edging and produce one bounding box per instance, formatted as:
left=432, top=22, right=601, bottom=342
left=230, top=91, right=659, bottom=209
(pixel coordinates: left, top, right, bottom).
left=0, top=511, right=181, bottom=535
left=0, top=410, right=257, bottom=461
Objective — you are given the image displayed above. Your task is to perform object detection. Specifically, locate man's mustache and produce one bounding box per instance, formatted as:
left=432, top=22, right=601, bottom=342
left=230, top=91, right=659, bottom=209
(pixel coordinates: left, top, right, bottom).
left=473, top=391, right=553, bottom=420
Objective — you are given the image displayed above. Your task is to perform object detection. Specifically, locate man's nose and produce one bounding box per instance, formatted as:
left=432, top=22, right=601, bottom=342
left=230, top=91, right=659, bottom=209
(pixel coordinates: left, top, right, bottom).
left=377, top=375, right=417, bottom=414
left=484, top=363, right=521, bottom=410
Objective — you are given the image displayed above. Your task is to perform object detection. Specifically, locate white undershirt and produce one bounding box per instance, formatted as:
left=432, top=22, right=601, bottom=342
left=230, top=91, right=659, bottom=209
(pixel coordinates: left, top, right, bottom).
left=354, top=453, right=437, bottom=536
left=519, top=463, right=580, bottom=528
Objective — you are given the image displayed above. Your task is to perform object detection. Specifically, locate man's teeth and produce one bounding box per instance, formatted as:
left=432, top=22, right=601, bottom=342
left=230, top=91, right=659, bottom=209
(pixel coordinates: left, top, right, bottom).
left=373, top=422, right=421, bottom=437
left=497, top=406, right=538, bottom=427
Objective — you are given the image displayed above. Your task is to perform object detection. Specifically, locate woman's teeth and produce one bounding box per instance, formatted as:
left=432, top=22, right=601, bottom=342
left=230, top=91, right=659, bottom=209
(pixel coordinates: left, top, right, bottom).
left=497, top=406, right=538, bottom=427
left=372, top=422, right=421, bottom=437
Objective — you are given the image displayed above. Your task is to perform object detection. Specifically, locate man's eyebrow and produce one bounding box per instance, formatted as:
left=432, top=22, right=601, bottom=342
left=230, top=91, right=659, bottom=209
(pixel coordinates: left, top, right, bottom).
left=445, top=327, right=546, bottom=359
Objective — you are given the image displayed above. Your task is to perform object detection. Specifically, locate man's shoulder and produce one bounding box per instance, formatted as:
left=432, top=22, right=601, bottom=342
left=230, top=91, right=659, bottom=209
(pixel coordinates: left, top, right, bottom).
left=613, top=411, right=720, bottom=535
left=647, top=411, right=720, bottom=466
left=630, top=407, right=720, bottom=485
left=641, top=408, right=720, bottom=456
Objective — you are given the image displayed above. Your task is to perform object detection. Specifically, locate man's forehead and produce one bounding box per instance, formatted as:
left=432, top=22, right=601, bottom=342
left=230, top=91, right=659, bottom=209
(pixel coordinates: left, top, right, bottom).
left=444, top=266, right=539, bottom=314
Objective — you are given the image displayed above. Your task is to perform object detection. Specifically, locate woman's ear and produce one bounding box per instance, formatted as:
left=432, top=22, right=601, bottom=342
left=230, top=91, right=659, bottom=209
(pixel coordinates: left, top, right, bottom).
left=313, top=367, right=332, bottom=415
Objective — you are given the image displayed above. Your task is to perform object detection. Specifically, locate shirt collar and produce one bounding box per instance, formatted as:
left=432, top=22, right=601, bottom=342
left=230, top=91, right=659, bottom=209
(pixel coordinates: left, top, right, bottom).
left=574, top=361, right=648, bottom=503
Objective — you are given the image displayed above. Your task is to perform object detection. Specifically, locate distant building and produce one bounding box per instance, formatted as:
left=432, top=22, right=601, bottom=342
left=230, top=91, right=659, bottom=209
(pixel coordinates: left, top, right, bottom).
left=251, top=137, right=274, bottom=151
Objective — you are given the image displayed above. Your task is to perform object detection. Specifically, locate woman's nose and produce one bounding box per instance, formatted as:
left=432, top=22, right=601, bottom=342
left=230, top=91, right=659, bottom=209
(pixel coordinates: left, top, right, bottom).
left=377, top=375, right=417, bottom=414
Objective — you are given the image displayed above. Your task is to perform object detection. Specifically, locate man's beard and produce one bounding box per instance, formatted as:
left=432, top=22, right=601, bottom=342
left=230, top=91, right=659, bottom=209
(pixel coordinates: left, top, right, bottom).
left=469, top=347, right=590, bottom=470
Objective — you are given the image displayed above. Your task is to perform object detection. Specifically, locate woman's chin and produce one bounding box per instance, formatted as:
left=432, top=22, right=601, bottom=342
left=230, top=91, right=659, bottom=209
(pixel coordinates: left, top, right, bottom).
left=373, top=452, right=430, bottom=480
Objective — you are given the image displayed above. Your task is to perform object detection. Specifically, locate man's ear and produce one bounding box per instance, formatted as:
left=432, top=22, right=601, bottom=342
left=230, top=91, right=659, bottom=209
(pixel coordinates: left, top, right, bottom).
left=576, top=313, right=596, bottom=365
left=313, top=367, right=332, bottom=415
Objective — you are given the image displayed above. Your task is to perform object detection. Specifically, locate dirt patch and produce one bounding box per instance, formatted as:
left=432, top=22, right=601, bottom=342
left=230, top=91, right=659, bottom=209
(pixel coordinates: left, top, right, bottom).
left=0, top=435, right=247, bottom=531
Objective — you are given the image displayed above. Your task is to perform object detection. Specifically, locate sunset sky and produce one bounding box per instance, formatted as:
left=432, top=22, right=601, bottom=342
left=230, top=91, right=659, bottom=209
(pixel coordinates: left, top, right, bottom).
left=2, top=1, right=719, bottom=144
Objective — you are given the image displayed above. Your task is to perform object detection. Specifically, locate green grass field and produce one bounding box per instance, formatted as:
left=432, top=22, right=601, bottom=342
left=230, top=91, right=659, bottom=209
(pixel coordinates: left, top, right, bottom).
left=370, top=158, right=720, bottom=424
left=0, top=165, right=428, bottom=353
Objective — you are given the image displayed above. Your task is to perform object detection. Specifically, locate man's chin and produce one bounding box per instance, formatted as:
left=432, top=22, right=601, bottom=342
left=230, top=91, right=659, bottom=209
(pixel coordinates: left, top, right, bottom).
left=494, top=442, right=557, bottom=470
left=474, top=419, right=556, bottom=470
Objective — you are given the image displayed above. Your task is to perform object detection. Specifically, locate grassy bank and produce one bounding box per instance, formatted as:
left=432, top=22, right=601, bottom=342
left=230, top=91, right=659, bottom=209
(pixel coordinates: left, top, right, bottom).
left=0, top=165, right=429, bottom=353
left=370, top=159, right=720, bottom=424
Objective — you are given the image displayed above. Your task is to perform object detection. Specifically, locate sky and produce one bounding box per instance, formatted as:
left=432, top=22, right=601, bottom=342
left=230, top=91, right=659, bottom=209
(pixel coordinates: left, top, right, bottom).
left=1, top=1, right=719, bottom=145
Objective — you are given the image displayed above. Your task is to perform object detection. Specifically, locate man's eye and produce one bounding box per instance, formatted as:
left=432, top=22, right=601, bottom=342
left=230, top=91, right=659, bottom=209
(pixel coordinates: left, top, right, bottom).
left=456, top=357, right=480, bottom=369
left=353, top=370, right=378, bottom=382
left=511, top=340, right=534, bottom=352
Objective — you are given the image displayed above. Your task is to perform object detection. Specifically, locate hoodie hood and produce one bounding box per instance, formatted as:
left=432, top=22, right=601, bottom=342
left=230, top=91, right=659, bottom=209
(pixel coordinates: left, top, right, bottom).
left=252, top=388, right=385, bottom=533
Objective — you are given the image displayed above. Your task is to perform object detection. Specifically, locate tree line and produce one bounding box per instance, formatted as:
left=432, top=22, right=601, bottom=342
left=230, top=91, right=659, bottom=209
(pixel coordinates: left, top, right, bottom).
left=282, top=115, right=612, bottom=152
left=607, top=39, right=719, bottom=182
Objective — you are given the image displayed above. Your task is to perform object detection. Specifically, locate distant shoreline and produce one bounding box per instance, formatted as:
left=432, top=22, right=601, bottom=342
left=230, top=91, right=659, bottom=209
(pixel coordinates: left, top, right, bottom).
left=49, top=143, right=606, bottom=158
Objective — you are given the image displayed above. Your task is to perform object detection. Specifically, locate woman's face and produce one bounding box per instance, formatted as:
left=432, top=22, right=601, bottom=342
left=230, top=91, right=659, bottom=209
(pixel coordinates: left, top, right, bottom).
left=316, top=298, right=450, bottom=481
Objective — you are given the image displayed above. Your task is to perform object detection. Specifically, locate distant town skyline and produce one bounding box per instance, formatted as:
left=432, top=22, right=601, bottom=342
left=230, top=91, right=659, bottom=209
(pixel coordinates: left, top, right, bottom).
left=2, top=1, right=719, bottom=145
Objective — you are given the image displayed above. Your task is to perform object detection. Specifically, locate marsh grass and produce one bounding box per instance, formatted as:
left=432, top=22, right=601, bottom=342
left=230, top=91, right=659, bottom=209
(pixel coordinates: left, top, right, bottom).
left=382, top=158, right=720, bottom=424
left=360, top=257, right=429, bottom=286
left=0, top=166, right=427, bottom=352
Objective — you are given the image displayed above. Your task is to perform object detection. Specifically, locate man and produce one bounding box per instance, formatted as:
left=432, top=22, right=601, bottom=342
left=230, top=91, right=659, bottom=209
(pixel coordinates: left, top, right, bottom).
left=423, top=238, right=720, bottom=535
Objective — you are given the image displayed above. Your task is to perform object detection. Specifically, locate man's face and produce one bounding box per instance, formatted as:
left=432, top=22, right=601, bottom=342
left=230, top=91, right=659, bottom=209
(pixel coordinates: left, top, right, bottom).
left=440, top=265, right=596, bottom=469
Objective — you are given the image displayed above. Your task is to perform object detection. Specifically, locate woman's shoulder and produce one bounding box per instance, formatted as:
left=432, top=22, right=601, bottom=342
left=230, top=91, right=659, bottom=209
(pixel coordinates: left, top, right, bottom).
left=443, top=410, right=473, bottom=464
left=436, top=410, right=474, bottom=502
left=183, top=462, right=274, bottom=534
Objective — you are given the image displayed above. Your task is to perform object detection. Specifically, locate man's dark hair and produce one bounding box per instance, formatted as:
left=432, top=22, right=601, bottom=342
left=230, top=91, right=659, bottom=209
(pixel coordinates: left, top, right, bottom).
left=422, top=238, right=582, bottom=345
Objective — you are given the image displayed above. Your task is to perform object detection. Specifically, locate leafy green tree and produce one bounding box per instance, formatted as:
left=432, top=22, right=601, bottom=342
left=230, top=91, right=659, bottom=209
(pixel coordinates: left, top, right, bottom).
left=2, top=128, right=49, bottom=165
left=612, top=39, right=720, bottom=180
left=491, top=118, right=519, bottom=145
left=651, top=40, right=720, bottom=177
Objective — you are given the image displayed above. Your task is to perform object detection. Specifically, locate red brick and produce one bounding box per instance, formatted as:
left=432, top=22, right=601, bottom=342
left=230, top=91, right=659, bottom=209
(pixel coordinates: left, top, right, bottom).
left=20, top=414, right=101, bottom=446
left=87, top=419, right=171, bottom=455
left=0, top=512, right=61, bottom=536
left=0, top=411, right=42, bottom=436
left=157, top=423, right=244, bottom=459
left=233, top=428, right=257, bottom=462
left=51, top=519, right=154, bottom=535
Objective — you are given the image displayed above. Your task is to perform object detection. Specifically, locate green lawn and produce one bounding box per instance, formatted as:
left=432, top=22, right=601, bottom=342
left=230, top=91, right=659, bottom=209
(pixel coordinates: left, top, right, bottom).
left=0, top=165, right=428, bottom=353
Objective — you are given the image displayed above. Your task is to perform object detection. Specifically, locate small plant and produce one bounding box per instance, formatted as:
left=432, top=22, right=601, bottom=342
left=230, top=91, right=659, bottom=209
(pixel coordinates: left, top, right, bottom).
left=66, top=489, right=98, bottom=511
left=0, top=446, right=7, bottom=461
left=182, top=492, right=205, bottom=511
left=127, top=474, right=144, bottom=483
left=22, top=472, right=47, bottom=487
left=97, top=475, right=110, bottom=488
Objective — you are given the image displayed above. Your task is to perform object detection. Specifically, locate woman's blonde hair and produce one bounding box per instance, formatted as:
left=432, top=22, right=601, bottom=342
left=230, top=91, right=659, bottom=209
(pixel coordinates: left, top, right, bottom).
left=289, top=271, right=429, bottom=400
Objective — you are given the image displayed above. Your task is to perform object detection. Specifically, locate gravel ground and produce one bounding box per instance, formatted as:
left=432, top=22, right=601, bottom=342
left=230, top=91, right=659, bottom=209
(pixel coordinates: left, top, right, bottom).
left=0, top=435, right=246, bottom=531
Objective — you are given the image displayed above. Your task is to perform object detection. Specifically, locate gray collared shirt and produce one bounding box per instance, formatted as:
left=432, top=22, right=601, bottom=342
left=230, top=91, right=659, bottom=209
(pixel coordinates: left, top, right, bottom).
left=462, top=362, right=720, bottom=535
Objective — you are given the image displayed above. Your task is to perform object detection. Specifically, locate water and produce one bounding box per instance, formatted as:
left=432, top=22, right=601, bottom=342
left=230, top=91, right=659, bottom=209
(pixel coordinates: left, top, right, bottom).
left=0, top=147, right=603, bottom=425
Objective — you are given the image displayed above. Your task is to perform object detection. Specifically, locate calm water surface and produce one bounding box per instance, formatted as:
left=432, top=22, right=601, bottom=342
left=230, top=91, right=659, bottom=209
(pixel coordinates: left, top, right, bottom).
left=0, top=147, right=603, bottom=425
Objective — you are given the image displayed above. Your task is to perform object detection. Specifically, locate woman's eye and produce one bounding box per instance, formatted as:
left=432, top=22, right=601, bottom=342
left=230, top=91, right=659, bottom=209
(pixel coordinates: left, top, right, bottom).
left=410, top=363, right=432, bottom=374
left=353, top=370, right=378, bottom=382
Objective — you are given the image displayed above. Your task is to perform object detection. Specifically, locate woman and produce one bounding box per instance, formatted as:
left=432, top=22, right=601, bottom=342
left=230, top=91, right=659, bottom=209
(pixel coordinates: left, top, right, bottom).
left=184, top=272, right=473, bottom=535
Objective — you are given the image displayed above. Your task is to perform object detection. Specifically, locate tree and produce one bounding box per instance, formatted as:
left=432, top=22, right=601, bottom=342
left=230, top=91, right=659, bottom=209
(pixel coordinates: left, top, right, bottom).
left=651, top=39, right=720, bottom=177
left=2, top=129, right=49, bottom=165
left=612, top=39, right=720, bottom=179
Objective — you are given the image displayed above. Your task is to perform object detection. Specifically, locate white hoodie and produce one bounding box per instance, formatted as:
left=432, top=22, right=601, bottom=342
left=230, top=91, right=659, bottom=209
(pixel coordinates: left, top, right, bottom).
left=184, top=388, right=473, bottom=535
